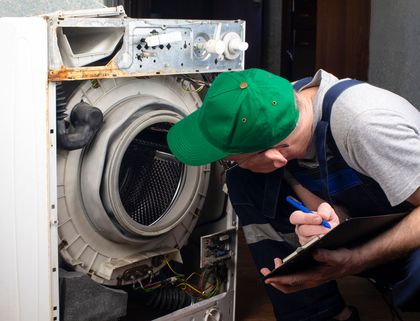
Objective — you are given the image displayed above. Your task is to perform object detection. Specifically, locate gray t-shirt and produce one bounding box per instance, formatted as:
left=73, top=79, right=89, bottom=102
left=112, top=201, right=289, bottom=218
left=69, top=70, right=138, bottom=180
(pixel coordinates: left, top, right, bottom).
left=298, top=69, right=420, bottom=206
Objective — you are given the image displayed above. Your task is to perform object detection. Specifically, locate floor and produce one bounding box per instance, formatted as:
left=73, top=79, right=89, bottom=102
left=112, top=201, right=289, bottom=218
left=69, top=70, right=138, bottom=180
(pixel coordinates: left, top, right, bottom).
left=235, top=229, right=419, bottom=321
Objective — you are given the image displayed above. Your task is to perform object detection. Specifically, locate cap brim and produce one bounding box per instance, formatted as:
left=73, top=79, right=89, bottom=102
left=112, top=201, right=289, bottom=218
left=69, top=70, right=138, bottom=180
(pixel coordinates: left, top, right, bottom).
left=167, top=109, right=230, bottom=166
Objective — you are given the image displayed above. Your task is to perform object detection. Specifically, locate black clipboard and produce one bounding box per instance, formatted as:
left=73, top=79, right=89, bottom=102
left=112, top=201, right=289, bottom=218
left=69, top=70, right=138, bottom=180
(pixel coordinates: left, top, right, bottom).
left=262, top=212, right=407, bottom=280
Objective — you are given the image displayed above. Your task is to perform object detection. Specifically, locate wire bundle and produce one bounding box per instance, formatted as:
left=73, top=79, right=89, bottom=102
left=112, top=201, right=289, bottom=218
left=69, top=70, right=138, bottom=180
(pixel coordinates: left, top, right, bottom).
left=133, top=258, right=223, bottom=312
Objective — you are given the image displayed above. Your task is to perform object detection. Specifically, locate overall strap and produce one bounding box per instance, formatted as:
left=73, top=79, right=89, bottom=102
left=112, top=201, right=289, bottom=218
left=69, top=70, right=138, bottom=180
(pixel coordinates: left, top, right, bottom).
left=315, top=79, right=363, bottom=203
left=293, top=77, right=313, bottom=91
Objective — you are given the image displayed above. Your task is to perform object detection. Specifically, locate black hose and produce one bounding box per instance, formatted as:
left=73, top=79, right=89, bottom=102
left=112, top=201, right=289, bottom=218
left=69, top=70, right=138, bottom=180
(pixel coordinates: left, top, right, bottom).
left=56, top=84, right=104, bottom=150
left=146, top=286, right=191, bottom=312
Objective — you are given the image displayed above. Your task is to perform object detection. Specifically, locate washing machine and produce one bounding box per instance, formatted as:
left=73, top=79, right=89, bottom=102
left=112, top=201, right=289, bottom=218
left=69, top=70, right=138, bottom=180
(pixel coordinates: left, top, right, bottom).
left=0, top=6, right=247, bottom=321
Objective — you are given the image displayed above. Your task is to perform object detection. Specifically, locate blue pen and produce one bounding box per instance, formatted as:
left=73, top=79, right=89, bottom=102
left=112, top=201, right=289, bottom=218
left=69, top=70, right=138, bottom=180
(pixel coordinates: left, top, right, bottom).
left=286, top=196, right=332, bottom=229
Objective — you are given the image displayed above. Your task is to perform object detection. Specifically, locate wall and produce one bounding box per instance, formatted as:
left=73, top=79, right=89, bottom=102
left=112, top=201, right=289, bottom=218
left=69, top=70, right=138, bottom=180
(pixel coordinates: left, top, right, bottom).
left=0, top=0, right=104, bottom=16
left=369, top=0, right=420, bottom=108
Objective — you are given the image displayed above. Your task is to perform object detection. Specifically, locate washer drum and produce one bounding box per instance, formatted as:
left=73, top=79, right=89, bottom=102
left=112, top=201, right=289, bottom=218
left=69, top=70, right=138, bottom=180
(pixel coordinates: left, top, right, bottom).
left=57, top=76, right=212, bottom=285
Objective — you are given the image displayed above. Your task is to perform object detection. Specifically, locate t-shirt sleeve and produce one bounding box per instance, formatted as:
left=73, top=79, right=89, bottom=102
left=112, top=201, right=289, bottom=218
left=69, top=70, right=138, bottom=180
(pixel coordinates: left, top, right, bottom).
left=344, top=109, right=420, bottom=206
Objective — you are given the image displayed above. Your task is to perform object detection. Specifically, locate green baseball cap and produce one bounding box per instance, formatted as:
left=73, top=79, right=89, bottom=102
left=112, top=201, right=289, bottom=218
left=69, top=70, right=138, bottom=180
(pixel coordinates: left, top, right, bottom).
left=167, top=68, right=298, bottom=166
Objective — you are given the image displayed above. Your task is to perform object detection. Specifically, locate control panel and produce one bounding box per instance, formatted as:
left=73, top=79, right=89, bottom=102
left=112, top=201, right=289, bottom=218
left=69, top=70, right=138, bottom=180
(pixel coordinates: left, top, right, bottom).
left=200, top=228, right=236, bottom=268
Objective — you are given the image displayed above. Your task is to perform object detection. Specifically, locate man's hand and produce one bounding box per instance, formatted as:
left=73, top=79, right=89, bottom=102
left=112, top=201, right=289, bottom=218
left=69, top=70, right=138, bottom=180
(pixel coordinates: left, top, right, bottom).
left=260, top=248, right=363, bottom=293
left=290, top=202, right=340, bottom=245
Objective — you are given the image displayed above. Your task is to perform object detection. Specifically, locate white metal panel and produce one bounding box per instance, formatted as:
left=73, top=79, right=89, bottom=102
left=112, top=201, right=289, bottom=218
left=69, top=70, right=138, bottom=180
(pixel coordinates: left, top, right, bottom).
left=0, top=17, right=56, bottom=321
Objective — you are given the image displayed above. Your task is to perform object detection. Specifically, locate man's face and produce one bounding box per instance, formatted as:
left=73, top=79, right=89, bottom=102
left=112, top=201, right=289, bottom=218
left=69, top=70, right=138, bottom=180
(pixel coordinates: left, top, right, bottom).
left=223, top=143, right=290, bottom=173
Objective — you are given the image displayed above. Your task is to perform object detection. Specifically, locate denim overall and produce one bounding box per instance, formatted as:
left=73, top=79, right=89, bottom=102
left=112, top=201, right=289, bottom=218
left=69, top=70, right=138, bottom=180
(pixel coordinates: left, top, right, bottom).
left=226, top=78, right=419, bottom=321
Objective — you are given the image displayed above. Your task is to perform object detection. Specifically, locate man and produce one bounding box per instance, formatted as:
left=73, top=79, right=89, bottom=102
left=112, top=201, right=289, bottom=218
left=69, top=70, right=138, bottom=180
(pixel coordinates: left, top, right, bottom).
left=167, top=68, right=420, bottom=321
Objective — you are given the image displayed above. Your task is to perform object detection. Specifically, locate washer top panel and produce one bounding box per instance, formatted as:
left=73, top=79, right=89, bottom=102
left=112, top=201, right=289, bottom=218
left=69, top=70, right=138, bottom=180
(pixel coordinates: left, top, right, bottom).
left=46, top=6, right=247, bottom=81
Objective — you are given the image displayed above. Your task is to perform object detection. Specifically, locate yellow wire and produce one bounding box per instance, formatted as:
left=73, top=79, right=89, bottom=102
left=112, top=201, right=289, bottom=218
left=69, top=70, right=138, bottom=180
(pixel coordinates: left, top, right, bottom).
left=185, top=272, right=201, bottom=283
left=208, top=278, right=220, bottom=298
left=164, top=258, right=184, bottom=277
left=164, top=259, right=222, bottom=299
left=177, top=282, right=203, bottom=295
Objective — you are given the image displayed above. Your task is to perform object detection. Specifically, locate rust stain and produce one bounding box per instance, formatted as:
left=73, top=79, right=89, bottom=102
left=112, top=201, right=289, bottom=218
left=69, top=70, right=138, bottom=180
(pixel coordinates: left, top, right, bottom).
left=49, top=61, right=129, bottom=81
left=49, top=61, right=206, bottom=82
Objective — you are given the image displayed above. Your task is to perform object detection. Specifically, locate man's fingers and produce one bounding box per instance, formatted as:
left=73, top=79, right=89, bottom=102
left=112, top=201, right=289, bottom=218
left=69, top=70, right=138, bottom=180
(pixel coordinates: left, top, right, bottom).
left=264, top=274, right=315, bottom=294
left=290, top=211, right=323, bottom=225
left=316, top=202, right=334, bottom=221
left=274, top=257, right=282, bottom=268
left=260, top=258, right=283, bottom=277
left=297, top=224, right=329, bottom=238
left=260, top=267, right=272, bottom=276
